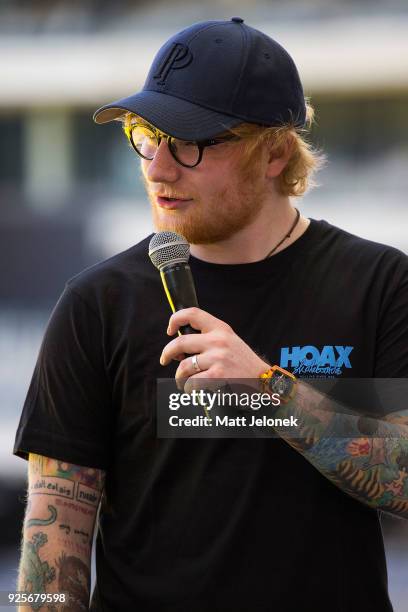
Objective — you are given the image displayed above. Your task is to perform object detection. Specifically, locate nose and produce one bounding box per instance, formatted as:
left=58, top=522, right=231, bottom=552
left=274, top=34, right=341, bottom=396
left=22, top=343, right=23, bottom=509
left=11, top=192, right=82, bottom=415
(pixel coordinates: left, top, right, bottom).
left=143, top=140, right=181, bottom=184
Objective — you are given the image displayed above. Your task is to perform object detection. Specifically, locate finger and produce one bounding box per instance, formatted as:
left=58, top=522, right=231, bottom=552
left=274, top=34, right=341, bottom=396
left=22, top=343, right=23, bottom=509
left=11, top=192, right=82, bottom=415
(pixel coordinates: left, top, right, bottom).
left=175, top=353, right=211, bottom=391
left=175, top=353, right=209, bottom=380
left=160, top=335, right=206, bottom=366
left=184, top=370, right=226, bottom=395
left=168, top=308, right=223, bottom=336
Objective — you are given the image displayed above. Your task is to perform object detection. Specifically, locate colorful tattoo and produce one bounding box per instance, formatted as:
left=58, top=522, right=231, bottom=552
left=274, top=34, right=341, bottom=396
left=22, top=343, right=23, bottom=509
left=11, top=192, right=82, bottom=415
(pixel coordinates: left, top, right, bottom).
left=21, top=532, right=56, bottom=610
left=42, top=458, right=104, bottom=489
left=278, top=388, right=408, bottom=519
left=26, top=505, right=57, bottom=529
left=29, top=454, right=105, bottom=508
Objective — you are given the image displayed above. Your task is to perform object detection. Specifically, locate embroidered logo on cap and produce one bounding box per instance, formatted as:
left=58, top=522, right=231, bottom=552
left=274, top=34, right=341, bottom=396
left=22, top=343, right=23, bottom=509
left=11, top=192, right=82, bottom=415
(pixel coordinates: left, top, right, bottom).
left=154, top=43, right=193, bottom=86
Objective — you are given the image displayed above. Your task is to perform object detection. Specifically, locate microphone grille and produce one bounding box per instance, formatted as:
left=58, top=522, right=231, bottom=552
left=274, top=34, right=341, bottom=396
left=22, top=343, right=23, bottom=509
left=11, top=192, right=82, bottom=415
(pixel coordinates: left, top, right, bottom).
left=148, top=231, right=190, bottom=270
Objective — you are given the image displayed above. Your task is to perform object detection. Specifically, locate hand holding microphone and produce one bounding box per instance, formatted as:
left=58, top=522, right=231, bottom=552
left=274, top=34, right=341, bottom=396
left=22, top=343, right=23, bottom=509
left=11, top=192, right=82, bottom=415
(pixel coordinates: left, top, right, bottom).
left=149, top=232, right=270, bottom=390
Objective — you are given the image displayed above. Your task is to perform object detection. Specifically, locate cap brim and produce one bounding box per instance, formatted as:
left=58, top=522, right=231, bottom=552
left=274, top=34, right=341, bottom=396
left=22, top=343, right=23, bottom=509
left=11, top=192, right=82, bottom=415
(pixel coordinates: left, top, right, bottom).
left=93, top=90, right=243, bottom=140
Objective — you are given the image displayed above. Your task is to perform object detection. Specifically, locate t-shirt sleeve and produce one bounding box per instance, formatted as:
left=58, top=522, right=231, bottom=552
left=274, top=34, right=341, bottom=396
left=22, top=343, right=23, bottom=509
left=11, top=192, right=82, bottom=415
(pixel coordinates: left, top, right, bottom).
left=13, top=283, right=112, bottom=469
left=374, top=254, right=408, bottom=378
left=314, top=251, right=408, bottom=418
left=372, top=254, right=408, bottom=415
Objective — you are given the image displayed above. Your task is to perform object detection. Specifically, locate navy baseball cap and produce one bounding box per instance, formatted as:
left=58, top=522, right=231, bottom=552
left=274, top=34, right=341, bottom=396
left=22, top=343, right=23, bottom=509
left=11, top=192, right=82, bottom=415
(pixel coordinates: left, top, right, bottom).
left=93, top=17, right=306, bottom=140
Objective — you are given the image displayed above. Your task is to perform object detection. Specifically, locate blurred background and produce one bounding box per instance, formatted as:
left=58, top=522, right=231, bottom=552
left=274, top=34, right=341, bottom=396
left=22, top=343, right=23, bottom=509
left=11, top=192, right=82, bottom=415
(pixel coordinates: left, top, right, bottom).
left=1, top=0, right=407, bottom=608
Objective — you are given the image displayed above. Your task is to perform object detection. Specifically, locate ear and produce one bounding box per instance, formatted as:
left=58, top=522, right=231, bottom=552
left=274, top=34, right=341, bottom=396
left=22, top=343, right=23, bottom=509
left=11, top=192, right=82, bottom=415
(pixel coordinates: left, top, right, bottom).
left=265, top=133, right=295, bottom=179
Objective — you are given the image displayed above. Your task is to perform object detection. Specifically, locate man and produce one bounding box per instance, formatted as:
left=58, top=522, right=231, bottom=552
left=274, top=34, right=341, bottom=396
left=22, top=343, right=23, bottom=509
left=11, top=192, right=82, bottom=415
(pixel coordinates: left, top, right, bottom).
left=14, top=18, right=408, bottom=612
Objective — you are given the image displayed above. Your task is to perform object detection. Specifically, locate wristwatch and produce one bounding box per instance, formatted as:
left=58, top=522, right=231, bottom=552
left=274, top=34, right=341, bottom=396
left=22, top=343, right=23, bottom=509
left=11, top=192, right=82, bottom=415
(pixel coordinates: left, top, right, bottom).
left=260, top=365, right=297, bottom=403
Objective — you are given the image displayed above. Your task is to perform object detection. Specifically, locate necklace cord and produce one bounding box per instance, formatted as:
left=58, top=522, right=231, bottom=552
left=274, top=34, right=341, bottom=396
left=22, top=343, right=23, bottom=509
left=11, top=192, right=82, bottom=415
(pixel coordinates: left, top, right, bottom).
left=265, top=208, right=300, bottom=259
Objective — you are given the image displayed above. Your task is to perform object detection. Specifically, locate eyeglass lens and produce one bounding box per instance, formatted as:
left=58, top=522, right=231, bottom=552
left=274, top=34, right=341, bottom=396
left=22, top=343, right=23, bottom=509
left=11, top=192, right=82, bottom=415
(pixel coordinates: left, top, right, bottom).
left=130, top=125, right=200, bottom=167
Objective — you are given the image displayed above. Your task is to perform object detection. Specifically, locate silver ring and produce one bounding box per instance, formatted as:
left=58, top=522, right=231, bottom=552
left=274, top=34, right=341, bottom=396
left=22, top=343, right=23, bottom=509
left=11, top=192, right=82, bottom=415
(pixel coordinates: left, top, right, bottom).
left=191, top=354, right=201, bottom=373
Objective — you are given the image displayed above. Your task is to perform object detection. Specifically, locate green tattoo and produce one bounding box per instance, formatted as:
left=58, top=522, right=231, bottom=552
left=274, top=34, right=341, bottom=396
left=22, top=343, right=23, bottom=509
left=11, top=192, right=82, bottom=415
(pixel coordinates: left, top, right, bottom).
left=21, top=532, right=56, bottom=610
left=26, top=505, right=57, bottom=529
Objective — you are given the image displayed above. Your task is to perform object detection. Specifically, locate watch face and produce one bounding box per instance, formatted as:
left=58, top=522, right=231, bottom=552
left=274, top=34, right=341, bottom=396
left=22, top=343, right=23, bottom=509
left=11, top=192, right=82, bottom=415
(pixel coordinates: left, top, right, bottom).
left=270, top=373, right=294, bottom=398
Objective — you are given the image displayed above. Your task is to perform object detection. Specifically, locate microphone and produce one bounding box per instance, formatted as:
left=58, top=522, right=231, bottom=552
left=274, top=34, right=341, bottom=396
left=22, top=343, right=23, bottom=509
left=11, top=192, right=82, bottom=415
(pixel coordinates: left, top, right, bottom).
left=149, top=231, right=200, bottom=336
left=149, top=232, right=214, bottom=421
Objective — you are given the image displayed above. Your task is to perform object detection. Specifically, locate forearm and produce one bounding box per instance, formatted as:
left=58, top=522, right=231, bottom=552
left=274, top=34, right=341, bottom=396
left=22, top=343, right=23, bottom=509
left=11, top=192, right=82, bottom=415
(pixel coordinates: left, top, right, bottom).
left=17, top=454, right=105, bottom=611
left=18, top=497, right=92, bottom=611
left=273, top=381, right=408, bottom=518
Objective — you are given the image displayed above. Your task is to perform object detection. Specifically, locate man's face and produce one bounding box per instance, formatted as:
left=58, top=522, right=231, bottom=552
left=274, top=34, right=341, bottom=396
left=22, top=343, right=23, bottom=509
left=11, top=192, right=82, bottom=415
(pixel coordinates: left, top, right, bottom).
left=140, top=129, right=269, bottom=244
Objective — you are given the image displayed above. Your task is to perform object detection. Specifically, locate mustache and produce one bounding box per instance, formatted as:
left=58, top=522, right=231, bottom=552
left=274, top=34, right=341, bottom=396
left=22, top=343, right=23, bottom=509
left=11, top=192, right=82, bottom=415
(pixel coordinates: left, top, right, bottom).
left=142, top=176, right=194, bottom=200
left=150, top=190, right=194, bottom=200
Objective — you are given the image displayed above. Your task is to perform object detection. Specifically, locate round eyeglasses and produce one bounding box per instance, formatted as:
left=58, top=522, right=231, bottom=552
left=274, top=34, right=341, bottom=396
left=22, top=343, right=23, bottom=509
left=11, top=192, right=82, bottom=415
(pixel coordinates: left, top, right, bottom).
left=124, top=123, right=239, bottom=168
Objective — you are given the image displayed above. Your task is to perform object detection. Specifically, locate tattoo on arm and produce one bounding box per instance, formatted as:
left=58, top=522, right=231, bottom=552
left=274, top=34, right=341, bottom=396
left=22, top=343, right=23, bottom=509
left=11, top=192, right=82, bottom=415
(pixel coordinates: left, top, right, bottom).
left=21, top=533, right=90, bottom=612
left=21, top=455, right=104, bottom=609
left=29, top=454, right=105, bottom=509
left=56, top=552, right=90, bottom=612
left=276, top=387, right=408, bottom=519
left=20, top=531, right=56, bottom=610
left=26, top=505, right=57, bottom=529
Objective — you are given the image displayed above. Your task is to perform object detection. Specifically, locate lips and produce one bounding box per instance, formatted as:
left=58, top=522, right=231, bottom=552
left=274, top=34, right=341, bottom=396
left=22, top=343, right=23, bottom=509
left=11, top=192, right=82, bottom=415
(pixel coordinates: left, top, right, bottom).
left=156, top=195, right=193, bottom=209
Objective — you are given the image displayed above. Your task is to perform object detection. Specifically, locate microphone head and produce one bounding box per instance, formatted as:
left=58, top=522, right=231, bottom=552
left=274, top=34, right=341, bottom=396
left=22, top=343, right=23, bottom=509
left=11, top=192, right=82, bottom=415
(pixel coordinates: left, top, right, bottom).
left=148, top=231, right=191, bottom=270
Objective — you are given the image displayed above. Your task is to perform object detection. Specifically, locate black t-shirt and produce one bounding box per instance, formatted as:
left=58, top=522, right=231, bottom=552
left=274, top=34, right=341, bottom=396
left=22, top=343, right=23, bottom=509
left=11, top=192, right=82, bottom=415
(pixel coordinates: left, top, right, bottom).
left=14, top=219, right=408, bottom=612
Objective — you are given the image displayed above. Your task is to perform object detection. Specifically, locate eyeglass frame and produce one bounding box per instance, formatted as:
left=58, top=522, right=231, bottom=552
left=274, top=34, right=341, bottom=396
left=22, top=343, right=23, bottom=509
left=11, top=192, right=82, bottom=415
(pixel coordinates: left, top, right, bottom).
left=123, top=122, right=240, bottom=168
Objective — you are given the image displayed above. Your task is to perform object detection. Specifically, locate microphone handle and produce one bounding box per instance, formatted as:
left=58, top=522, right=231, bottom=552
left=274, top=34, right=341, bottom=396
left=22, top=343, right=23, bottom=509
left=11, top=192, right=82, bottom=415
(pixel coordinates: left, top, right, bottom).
left=180, top=325, right=198, bottom=335
left=160, top=264, right=200, bottom=335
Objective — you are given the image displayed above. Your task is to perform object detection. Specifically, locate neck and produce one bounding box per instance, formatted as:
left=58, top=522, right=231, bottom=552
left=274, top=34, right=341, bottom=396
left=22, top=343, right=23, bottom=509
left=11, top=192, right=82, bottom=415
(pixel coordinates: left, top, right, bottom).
left=190, top=196, right=310, bottom=264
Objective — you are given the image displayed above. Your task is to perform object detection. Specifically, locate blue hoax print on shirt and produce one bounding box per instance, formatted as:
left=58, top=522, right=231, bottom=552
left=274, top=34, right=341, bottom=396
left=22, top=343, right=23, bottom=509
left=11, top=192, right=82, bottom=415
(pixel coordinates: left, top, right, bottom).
left=279, top=345, right=354, bottom=377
